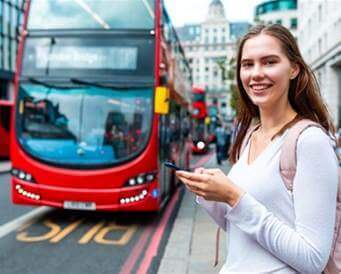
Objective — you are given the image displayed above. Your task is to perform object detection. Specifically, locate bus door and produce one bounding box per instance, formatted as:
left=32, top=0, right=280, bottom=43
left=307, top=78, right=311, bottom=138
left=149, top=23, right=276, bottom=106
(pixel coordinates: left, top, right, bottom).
left=158, top=114, right=172, bottom=199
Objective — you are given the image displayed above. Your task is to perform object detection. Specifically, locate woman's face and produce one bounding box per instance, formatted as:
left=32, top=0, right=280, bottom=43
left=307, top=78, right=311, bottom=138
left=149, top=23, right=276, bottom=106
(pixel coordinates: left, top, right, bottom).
left=240, top=33, right=298, bottom=109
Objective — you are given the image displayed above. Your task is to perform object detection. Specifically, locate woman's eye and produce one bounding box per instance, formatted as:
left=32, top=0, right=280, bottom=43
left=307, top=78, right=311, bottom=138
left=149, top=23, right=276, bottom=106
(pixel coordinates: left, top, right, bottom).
left=241, top=63, right=252, bottom=68
left=265, top=60, right=276, bottom=65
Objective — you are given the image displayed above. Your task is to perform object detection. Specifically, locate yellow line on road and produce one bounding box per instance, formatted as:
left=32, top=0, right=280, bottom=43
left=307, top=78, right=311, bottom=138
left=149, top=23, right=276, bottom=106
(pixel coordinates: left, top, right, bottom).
left=50, top=219, right=84, bottom=243
left=94, top=222, right=137, bottom=245
left=17, top=220, right=60, bottom=242
left=78, top=221, right=106, bottom=244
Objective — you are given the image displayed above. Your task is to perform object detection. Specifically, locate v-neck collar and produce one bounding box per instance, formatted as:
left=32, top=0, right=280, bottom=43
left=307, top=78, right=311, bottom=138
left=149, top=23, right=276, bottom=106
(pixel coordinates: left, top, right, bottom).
left=246, top=136, right=276, bottom=166
left=243, top=130, right=288, bottom=167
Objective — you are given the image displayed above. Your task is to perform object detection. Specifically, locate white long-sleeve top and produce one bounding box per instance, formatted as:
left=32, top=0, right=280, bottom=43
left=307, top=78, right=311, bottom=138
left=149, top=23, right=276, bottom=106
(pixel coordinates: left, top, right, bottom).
left=197, top=127, right=339, bottom=273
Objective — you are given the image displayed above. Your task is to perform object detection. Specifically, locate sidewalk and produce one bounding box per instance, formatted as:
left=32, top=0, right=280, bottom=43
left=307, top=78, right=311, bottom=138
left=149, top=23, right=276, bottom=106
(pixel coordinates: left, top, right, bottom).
left=0, top=160, right=11, bottom=174
left=158, top=153, right=231, bottom=274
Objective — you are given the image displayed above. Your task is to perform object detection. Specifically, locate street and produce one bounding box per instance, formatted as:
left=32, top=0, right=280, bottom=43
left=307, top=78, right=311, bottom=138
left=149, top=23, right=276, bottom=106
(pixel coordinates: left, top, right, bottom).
left=0, top=154, right=214, bottom=274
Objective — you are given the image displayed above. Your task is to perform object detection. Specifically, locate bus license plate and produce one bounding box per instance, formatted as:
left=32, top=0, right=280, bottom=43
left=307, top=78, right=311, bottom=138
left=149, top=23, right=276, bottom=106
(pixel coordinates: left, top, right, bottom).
left=63, top=201, right=96, bottom=211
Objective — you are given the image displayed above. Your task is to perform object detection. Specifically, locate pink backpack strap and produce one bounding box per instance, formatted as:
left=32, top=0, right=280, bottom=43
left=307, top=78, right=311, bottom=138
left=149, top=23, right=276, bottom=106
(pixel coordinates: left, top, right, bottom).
left=280, top=119, right=327, bottom=191
left=240, top=123, right=260, bottom=155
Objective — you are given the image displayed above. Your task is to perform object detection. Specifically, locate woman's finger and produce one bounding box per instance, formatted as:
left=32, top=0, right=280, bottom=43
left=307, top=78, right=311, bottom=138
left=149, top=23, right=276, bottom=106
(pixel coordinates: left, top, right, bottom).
left=202, top=168, right=222, bottom=175
left=194, top=167, right=205, bottom=174
left=179, top=177, right=207, bottom=191
left=176, top=171, right=209, bottom=182
left=185, top=184, right=206, bottom=197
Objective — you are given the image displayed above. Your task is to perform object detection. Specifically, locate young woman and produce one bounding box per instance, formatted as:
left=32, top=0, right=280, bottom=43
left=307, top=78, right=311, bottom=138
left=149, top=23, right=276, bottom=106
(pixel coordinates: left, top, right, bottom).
left=176, top=24, right=339, bottom=273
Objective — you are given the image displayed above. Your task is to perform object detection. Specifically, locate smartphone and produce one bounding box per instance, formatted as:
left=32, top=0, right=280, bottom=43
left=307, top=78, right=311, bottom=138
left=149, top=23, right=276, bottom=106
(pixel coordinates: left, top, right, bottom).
left=164, top=161, right=189, bottom=171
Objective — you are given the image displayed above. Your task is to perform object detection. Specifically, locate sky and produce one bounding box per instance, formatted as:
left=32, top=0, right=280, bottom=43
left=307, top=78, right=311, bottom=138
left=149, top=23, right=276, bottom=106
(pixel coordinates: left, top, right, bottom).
left=164, top=0, right=264, bottom=26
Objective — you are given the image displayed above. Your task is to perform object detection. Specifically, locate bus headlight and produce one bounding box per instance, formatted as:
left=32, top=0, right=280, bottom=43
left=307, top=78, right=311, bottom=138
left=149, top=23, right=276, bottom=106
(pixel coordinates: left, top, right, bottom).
left=11, top=168, right=36, bottom=183
left=197, top=141, right=205, bottom=150
left=119, top=189, right=148, bottom=204
left=15, top=184, right=40, bottom=200
left=124, top=172, right=157, bottom=187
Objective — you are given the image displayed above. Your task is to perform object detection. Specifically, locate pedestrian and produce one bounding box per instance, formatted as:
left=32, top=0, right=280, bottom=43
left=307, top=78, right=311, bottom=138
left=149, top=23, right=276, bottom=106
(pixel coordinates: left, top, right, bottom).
left=176, top=24, right=339, bottom=273
left=215, top=122, right=227, bottom=165
left=223, top=124, right=231, bottom=159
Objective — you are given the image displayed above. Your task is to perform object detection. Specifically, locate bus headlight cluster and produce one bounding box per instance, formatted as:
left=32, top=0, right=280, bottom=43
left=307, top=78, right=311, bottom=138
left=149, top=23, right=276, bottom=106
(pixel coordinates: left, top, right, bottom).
left=11, top=168, right=35, bottom=183
left=120, top=189, right=148, bottom=204
left=196, top=141, right=206, bottom=150
left=125, top=172, right=156, bottom=187
left=15, top=184, right=40, bottom=200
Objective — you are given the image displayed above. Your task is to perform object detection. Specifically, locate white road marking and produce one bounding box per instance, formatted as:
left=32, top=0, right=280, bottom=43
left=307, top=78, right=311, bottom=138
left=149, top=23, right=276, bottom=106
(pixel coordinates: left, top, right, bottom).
left=0, top=161, right=11, bottom=173
left=0, top=206, right=53, bottom=239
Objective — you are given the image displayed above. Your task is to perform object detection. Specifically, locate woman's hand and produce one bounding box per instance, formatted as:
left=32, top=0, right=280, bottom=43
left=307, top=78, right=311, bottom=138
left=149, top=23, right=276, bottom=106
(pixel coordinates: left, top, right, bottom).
left=176, top=168, right=245, bottom=207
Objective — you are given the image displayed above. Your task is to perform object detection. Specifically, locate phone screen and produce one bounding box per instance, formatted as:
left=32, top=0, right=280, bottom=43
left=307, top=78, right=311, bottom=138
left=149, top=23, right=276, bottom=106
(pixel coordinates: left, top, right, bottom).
left=164, top=162, right=181, bottom=170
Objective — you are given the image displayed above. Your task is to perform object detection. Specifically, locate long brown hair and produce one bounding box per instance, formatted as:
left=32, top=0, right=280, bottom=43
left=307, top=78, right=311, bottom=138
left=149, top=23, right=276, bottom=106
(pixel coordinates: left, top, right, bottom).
left=229, top=24, right=335, bottom=164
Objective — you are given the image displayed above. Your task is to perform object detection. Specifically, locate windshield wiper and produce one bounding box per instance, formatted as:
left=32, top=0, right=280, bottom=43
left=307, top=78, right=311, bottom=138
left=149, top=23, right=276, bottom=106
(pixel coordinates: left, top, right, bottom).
left=70, top=78, right=150, bottom=90
left=70, top=78, right=112, bottom=89
left=26, top=77, right=71, bottom=89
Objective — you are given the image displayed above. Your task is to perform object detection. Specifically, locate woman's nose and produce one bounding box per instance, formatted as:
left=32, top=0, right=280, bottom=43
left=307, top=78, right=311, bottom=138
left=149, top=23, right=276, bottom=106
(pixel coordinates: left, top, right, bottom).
left=251, top=64, right=265, bottom=79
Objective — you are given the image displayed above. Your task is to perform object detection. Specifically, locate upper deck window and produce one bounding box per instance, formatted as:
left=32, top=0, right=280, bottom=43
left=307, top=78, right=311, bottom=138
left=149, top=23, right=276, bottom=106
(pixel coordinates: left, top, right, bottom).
left=28, top=0, right=155, bottom=30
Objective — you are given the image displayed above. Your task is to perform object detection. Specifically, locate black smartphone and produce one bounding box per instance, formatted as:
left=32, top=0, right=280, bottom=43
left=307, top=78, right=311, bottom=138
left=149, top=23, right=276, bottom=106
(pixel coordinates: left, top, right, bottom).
left=164, top=161, right=189, bottom=171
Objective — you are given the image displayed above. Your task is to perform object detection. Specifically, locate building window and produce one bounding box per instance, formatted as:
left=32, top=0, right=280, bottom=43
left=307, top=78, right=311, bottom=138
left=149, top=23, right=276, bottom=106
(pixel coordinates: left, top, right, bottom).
left=276, top=19, right=282, bottom=25
left=318, top=38, right=322, bottom=55
left=0, top=81, right=8, bottom=100
left=213, top=68, right=218, bottom=77
left=290, top=18, right=297, bottom=29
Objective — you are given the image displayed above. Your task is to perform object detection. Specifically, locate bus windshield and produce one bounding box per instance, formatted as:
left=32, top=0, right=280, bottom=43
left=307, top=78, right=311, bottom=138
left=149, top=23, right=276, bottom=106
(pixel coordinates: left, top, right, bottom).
left=193, top=93, right=205, bottom=102
left=28, top=0, right=155, bottom=30
left=16, top=84, right=153, bottom=167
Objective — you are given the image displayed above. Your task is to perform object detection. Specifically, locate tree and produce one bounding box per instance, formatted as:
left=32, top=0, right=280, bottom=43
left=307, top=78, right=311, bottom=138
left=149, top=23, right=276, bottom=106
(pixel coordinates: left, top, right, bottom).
left=216, top=56, right=238, bottom=115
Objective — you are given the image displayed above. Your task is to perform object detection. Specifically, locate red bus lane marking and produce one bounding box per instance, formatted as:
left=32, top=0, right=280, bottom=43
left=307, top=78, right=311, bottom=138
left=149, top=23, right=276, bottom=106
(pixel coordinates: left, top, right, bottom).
left=136, top=188, right=180, bottom=274
left=119, top=153, right=213, bottom=274
left=118, top=224, right=154, bottom=274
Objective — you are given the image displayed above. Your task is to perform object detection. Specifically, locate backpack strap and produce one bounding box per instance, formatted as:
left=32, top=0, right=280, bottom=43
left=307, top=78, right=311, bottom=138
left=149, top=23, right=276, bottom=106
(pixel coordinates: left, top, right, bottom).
left=280, top=119, right=327, bottom=191
left=240, top=123, right=260, bottom=156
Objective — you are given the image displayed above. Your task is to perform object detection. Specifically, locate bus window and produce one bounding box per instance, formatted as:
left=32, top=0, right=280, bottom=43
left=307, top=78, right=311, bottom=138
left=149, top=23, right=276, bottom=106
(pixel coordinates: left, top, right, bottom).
left=28, top=0, right=155, bottom=30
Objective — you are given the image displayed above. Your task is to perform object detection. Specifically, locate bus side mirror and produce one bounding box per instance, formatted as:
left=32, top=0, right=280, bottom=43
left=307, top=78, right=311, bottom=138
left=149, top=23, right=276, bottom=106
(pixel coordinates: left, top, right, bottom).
left=155, top=86, right=169, bottom=114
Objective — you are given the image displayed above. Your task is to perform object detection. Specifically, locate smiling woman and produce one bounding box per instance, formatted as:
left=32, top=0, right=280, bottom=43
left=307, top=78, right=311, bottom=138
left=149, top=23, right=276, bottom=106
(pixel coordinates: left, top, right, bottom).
left=176, top=24, right=339, bottom=274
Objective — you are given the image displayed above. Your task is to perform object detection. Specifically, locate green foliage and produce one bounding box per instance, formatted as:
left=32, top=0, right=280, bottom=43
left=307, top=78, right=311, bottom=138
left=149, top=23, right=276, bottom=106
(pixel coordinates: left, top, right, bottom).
left=215, top=56, right=238, bottom=113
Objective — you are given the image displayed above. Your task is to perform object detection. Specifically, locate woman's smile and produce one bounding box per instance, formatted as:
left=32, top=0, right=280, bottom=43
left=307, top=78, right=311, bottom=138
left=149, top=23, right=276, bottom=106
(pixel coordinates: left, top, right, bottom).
left=249, top=83, right=273, bottom=94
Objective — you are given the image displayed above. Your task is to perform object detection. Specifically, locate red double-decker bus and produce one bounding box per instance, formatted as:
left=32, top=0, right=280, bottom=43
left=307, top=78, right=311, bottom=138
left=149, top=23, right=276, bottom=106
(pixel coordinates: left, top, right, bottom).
left=10, top=0, right=192, bottom=212
left=191, top=87, right=209, bottom=154
left=0, top=101, right=12, bottom=158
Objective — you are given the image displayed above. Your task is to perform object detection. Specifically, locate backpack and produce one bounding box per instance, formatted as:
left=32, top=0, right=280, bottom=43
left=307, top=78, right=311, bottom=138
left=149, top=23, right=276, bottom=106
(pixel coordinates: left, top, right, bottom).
left=232, top=119, right=340, bottom=273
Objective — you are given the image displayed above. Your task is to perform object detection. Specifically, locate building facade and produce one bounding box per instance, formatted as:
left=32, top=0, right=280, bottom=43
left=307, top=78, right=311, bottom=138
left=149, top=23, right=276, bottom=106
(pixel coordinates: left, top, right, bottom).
left=177, top=0, right=250, bottom=122
left=0, top=0, right=25, bottom=101
left=255, top=0, right=298, bottom=37
left=297, top=0, right=341, bottom=128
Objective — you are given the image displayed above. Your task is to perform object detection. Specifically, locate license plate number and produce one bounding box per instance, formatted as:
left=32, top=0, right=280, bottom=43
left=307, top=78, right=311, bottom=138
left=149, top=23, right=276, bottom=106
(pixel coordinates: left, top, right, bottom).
left=63, top=201, right=96, bottom=211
